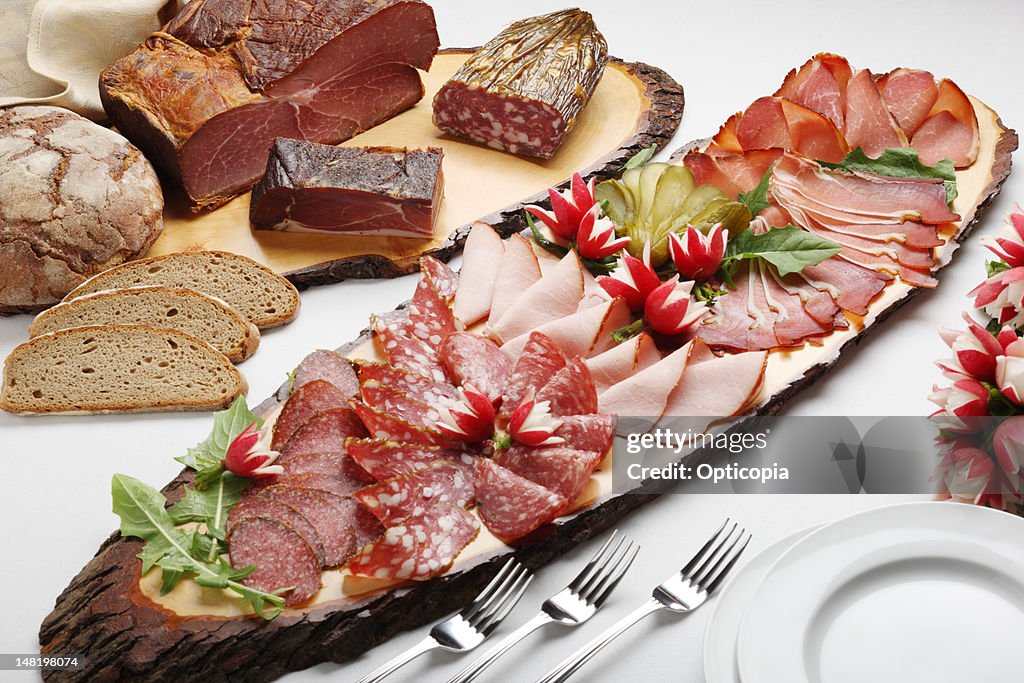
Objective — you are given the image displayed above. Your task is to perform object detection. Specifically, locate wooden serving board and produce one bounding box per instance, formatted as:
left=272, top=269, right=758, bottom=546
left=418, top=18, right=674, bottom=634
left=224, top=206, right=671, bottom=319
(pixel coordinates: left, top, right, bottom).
left=146, top=49, right=684, bottom=286
left=38, top=100, right=1016, bottom=682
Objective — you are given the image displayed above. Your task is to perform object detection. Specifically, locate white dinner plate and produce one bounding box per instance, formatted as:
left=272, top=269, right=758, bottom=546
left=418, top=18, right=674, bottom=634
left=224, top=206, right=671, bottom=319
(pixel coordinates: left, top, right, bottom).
left=736, top=502, right=1024, bottom=683
left=703, top=525, right=821, bottom=683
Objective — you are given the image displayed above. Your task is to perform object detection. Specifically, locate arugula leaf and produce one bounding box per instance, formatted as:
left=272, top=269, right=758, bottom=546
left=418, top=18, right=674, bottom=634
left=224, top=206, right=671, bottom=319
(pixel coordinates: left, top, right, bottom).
left=737, top=165, right=774, bottom=217
left=623, top=144, right=657, bottom=171
left=176, top=397, right=261, bottom=486
left=112, top=474, right=286, bottom=619
left=722, top=226, right=842, bottom=278
left=171, top=472, right=250, bottom=559
left=820, top=147, right=958, bottom=205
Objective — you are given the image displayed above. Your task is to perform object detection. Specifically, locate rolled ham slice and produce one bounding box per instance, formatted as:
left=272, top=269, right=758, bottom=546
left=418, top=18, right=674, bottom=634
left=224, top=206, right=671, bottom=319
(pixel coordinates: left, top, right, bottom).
left=489, top=251, right=585, bottom=342
left=453, top=222, right=505, bottom=326
left=489, top=234, right=542, bottom=323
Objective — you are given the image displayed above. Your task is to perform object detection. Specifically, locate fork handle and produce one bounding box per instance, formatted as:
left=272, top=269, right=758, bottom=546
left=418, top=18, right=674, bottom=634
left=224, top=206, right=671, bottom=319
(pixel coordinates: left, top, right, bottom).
left=535, top=598, right=662, bottom=683
left=447, top=612, right=553, bottom=683
left=355, top=636, right=438, bottom=683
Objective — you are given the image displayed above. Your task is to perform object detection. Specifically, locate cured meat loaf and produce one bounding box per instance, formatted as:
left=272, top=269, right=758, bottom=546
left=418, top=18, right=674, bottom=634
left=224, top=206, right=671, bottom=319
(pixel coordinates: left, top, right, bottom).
left=250, top=142, right=444, bottom=236
left=432, top=9, right=607, bottom=158
left=100, top=0, right=439, bottom=208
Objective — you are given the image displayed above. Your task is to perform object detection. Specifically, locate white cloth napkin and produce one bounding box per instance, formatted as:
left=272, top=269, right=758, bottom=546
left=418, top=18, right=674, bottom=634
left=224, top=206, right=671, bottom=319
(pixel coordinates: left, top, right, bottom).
left=0, top=0, right=182, bottom=120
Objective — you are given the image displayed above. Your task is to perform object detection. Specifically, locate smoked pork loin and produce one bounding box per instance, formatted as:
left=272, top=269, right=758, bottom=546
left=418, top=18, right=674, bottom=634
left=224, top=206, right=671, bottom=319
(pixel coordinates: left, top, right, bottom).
left=100, top=0, right=440, bottom=209
left=250, top=141, right=444, bottom=237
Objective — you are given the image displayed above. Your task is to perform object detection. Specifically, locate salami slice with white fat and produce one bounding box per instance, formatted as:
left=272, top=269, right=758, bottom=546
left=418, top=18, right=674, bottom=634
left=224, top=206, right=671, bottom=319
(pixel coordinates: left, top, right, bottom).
left=228, top=517, right=322, bottom=606
left=292, top=349, right=359, bottom=397
left=357, top=361, right=458, bottom=406
left=498, top=332, right=567, bottom=421
left=249, top=470, right=366, bottom=498
left=346, top=504, right=479, bottom=581
left=555, top=414, right=615, bottom=455
left=272, top=380, right=351, bottom=450
left=227, top=496, right=326, bottom=564
left=536, top=357, right=598, bottom=417
left=346, top=438, right=471, bottom=480
left=354, top=461, right=474, bottom=526
left=350, top=402, right=453, bottom=447
left=493, top=446, right=600, bottom=504
left=420, top=256, right=459, bottom=299
left=474, top=459, right=568, bottom=542
left=279, top=407, right=368, bottom=459
left=359, top=382, right=443, bottom=431
left=258, top=486, right=358, bottom=567
left=439, top=332, right=511, bottom=401
left=409, top=275, right=457, bottom=346
left=372, top=321, right=448, bottom=383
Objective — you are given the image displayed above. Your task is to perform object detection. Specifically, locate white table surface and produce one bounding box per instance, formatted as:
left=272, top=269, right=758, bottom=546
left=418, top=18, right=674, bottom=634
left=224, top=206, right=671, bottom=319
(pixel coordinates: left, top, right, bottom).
left=1, top=0, right=1021, bottom=681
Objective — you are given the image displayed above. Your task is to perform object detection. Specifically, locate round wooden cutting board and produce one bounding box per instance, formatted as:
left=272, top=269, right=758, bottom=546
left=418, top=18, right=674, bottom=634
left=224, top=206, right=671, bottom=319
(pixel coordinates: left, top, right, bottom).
left=146, top=49, right=684, bottom=286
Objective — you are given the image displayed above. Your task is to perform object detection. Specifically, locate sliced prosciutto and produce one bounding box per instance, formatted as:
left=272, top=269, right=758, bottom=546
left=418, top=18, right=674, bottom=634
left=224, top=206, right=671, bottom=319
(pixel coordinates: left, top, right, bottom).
left=684, top=149, right=782, bottom=200
left=775, top=53, right=852, bottom=130
left=345, top=504, right=479, bottom=581
left=720, top=96, right=848, bottom=163
left=453, top=222, right=505, bottom=325
left=877, top=68, right=939, bottom=136
left=474, top=459, right=567, bottom=542
left=911, top=79, right=980, bottom=168
left=489, top=251, right=585, bottom=342
left=843, top=69, right=907, bottom=157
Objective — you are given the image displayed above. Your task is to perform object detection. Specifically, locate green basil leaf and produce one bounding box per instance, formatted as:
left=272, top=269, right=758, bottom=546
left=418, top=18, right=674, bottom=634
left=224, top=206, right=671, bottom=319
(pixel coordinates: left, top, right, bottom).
left=820, top=147, right=957, bottom=205
left=737, top=165, right=774, bottom=217
left=724, top=226, right=842, bottom=277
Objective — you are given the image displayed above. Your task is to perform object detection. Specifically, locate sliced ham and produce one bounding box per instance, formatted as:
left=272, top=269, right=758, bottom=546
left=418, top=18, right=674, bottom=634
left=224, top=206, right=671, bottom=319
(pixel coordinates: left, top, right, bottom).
left=489, top=251, right=585, bottom=342
left=598, top=343, right=690, bottom=419
left=683, top=149, right=783, bottom=200
left=708, top=112, right=743, bottom=154
left=635, top=333, right=662, bottom=370
left=499, top=297, right=627, bottom=360
left=732, top=96, right=848, bottom=163
left=586, top=334, right=646, bottom=394
left=877, top=68, right=939, bottom=136
left=844, top=69, right=907, bottom=157
left=453, top=222, right=504, bottom=326
left=911, top=79, right=980, bottom=168
left=736, top=96, right=793, bottom=150
left=663, top=348, right=768, bottom=418
left=489, top=234, right=542, bottom=324
left=776, top=53, right=853, bottom=130
left=798, top=258, right=890, bottom=316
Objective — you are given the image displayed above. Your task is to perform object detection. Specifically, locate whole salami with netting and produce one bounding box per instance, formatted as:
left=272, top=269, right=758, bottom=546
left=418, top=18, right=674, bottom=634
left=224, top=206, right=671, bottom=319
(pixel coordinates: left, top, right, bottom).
left=431, top=9, right=608, bottom=158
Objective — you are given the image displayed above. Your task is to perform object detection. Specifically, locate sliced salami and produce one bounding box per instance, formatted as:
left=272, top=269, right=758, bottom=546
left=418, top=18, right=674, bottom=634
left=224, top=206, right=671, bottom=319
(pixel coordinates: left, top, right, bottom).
left=536, top=357, right=598, bottom=417
left=271, top=380, right=351, bottom=451
left=354, top=461, right=474, bottom=526
left=228, top=517, right=322, bottom=606
left=371, top=310, right=415, bottom=339
left=439, top=332, right=512, bottom=401
left=346, top=438, right=471, bottom=480
left=409, top=276, right=457, bottom=346
left=275, top=451, right=346, bottom=478
left=498, top=332, right=567, bottom=421
left=359, top=382, right=443, bottom=431
left=350, top=402, right=453, bottom=448
left=226, top=496, right=326, bottom=564
left=345, top=504, right=478, bottom=581
left=357, top=361, right=458, bottom=405
left=352, top=499, right=386, bottom=548
left=258, top=486, right=358, bottom=567
left=555, top=414, right=615, bottom=455
left=420, top=256, right=459, bottom=299
left=249, top=471, right=365, bottom=499
left=473, top=459, right=568, bottom=542
left=292, top=350, right=359, bottom=397
left=493, top=446, right=601, bottom=504
left=279, top=407, right=368, bottom=459
left=373, top=321, right=448, bottom=383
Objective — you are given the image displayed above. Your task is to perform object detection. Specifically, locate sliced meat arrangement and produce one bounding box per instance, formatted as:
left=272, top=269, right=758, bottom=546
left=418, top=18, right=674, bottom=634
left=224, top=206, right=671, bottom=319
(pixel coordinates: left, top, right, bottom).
left=432, top=9, right=607, bottom=158
left=100, top=0, right=440, bottom=207
left=250, top=142, right=444, bottom=237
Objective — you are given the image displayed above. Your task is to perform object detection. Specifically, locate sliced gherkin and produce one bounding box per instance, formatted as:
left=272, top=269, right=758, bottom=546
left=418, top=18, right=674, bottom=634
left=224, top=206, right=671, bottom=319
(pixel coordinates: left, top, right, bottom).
left=595, top=163, right=751, bottom=265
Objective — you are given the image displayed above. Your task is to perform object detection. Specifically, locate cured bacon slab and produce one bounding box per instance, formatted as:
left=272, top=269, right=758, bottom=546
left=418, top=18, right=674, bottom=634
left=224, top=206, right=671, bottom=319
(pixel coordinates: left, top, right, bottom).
left=453, top=223, right=505, bottom=326
left=101, top=0, right=438, bottom=208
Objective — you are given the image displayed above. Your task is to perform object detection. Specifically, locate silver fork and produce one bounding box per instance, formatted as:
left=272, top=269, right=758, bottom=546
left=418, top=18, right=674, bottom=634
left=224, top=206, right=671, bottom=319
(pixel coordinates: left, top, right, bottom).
left=537, top=519, right=751, bottom=683
left=355, top=558, right=532, bottom=683
left=447, top=531, right=639, bottom=683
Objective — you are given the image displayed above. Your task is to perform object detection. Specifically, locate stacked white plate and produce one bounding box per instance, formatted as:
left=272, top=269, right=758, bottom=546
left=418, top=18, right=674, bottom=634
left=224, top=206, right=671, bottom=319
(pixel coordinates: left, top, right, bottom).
left=704, top=502, right=1024, bottom=683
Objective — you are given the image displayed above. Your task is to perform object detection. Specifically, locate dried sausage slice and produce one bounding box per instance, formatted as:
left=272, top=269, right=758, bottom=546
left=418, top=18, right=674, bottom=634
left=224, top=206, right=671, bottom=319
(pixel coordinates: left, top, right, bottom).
left=474, top=459, right=567, bottom=542
left=228, top=517, right=322, bottom=606
left=279, top=407, right=368, bottom=459
left=350, top=402, right=453, bottom=447
left=409, top=275, right=456, bottom=346
left=420, top=256, right=458, bottom=299
left=439, top=332, right=511, bottom=401
left=493, top=447, right=600, bottom=504
left=356, top=361, right=458, bottom=406
left=554, top=414, right=615, bottom=455
left=227, top=496, right=326, bottom=564
left=372, top=320, right=448, bottom=383
left=354, top=461, right=474, bottom=526
left=536, top=357, right=598, bottom=417
left=346, top=438, right=470, bottom=480
left=499, top=332, right=567, bottom=421
left=258, top=487, right=358, bottom=567
left=272, top=380, right=351, bottom=450
left=359, top=383, right=442, bottom=431
left=292, top=349, right=359, bottom=397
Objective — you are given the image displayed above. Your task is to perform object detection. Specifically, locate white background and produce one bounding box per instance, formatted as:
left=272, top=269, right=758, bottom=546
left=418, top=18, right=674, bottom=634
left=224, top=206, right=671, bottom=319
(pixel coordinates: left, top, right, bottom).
left=1, top=0, right=1022, bottom=681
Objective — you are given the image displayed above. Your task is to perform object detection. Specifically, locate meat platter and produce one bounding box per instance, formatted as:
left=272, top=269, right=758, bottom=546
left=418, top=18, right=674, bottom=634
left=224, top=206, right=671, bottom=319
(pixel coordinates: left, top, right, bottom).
left=39, top=54, right=1016, bottom=681
left=142, top=48, right=684, bottom=286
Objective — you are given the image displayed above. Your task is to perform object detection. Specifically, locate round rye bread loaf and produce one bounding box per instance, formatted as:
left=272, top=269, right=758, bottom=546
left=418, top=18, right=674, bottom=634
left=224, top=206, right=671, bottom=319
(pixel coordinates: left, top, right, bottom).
left=0, top=105, right=164, bottom=314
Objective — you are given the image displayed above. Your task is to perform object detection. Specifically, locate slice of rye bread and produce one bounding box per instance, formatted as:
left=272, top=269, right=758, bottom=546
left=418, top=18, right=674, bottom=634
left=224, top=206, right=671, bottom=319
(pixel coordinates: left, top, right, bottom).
left=0, top=325, right=247, bottom=414
left=62, top=251, right=300, bottom=329
left=28, top=286, right=260, bottom=363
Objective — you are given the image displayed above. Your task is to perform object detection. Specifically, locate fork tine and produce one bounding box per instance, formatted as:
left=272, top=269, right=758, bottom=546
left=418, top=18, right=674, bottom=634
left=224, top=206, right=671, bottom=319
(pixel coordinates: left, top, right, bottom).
left=680, top=518, right=731, bottom=576
left=590, top=540, right=639, bottom=608
left=702, top=532, right=751, bottom=595
left=466, top=564, right=529, bottom=628
left=692, top=525, right=743, bottom=587
left=477, top=571, right=533, bottom=636
left=577, top=537, right=632, bottom=603
left=567, top=530, right=619, bottom=593
left=461, top=559, right=519, bottom=620
left=687, top=521, right=738, bottom=585
left=574, top=533, right=626, bottom=598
